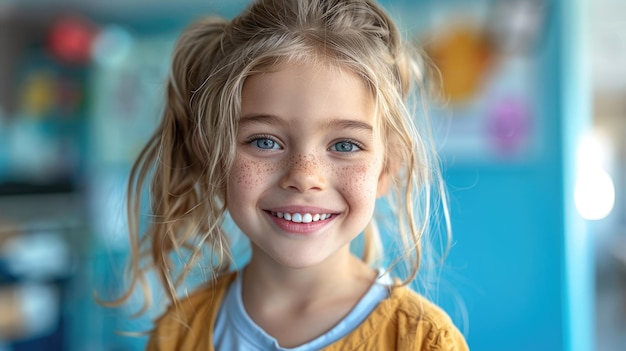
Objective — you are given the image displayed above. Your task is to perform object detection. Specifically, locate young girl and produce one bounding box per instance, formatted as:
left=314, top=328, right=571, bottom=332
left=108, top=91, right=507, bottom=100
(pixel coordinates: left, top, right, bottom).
left=116, top=0, right=469, bottom=349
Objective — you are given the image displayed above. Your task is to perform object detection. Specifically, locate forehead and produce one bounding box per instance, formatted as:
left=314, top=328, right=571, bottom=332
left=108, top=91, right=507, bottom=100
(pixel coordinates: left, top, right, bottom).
left=241, top=60, right=377, bottom=126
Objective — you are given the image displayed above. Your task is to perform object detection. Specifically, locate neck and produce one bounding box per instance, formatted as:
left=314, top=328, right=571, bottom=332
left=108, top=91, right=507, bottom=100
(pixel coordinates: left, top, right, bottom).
left=239, top=248, right=377, bottom=348
left=241, top=248, right=375, bottom=308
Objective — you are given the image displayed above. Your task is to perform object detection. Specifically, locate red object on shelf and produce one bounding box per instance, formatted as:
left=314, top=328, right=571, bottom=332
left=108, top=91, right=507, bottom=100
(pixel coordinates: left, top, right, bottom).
left=47, top=15, right=98, bottom=65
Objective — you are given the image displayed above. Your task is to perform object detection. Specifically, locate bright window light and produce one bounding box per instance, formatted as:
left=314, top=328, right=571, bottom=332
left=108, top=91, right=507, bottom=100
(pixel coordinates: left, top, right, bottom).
left=574, top=168, right=615, bottom=220
left=574, top=130, right=615, bottom=220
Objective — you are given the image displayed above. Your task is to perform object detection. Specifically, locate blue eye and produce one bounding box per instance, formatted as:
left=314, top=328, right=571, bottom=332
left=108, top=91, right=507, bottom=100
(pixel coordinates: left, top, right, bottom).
left=252, top=138, right=280, bottom=149
left=331, top=141, right=361, bottom=153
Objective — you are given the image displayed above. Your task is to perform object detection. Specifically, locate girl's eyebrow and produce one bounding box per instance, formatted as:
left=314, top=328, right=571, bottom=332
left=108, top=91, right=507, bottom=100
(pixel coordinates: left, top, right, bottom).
left=239, top=113, right=373, bottom=133
left=239, top=113, right=284, bottom=126
left=326, top=119, right=373, bottom=133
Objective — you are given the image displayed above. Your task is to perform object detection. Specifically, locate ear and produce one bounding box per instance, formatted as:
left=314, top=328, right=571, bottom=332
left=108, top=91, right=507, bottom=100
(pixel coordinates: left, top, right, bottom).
left=376, top=158, right=399, bottom=198
left=376, top=172, right=391, bottom=198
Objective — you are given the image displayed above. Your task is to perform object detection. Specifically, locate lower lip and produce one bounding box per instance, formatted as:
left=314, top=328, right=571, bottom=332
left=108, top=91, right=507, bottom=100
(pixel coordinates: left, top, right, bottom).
left=265, top=211, right=334, bottom=235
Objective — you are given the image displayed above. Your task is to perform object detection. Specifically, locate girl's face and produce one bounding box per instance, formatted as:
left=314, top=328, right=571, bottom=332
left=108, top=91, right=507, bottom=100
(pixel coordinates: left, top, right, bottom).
left=227, top=60, right=390, bottom=270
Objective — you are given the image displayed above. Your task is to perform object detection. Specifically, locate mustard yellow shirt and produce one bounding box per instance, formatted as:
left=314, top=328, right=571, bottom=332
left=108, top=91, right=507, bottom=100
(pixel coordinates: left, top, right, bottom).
left=146, top=272, right=469, bottom=350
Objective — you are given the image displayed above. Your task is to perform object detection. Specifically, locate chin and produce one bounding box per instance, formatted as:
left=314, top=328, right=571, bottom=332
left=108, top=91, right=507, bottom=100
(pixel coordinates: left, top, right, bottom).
left=270, top=253, right=330, bottom=269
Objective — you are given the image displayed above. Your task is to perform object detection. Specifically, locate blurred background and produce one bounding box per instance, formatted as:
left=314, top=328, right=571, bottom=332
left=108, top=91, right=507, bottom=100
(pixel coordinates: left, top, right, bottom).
left=0, top=0, right=622, bottom=350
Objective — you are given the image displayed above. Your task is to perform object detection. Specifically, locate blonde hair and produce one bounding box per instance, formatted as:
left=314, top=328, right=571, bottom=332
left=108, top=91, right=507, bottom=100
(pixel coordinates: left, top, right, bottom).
left=107, top=0, right=450, bottom=315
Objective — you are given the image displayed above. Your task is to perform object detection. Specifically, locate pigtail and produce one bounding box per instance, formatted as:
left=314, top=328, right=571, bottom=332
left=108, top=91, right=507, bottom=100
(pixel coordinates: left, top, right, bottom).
left=386, top=39, right=451, bottom=293
left=148, top=17, right=235, bottom=310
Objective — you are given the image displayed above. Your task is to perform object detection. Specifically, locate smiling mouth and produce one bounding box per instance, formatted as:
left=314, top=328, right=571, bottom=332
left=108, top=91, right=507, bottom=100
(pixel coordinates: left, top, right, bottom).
left=268, top=211, right=333, bottom=223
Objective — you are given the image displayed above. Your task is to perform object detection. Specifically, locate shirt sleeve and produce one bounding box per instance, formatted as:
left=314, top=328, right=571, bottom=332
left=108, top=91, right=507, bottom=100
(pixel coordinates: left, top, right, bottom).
left=419, top=322, right=469, bottom=351
left=394, top=294, right=469, bottom=351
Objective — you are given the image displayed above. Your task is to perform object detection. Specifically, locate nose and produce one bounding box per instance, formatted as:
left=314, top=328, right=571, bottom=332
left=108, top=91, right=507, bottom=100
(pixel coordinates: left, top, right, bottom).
left=279, top=153, right=326, bottom=192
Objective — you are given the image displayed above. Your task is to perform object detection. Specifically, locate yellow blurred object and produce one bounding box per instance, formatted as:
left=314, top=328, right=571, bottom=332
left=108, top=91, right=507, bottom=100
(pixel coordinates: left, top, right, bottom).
left=19, top=71, right=56, bottom=118
left=425, top=25, right=493, bottom=103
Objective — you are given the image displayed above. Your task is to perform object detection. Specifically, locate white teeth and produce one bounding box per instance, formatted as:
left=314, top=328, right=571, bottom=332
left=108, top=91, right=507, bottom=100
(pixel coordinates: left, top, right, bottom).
left=302, top=213, right=312, bottom=223
left=270, top=211, right=331, bottom=223
left=292, top=213, right=302, bottom=223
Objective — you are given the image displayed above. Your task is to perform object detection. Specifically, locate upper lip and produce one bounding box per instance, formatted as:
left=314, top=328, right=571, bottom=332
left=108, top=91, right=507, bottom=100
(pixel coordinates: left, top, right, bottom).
left=264, top=206, right=339, bottom=214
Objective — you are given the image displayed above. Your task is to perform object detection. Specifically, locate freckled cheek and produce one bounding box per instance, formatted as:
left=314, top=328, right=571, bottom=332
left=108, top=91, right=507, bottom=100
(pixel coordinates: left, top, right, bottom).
left=228, top=154, right=278, bottom=192
left=335, top=163, right=380, bottom=204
